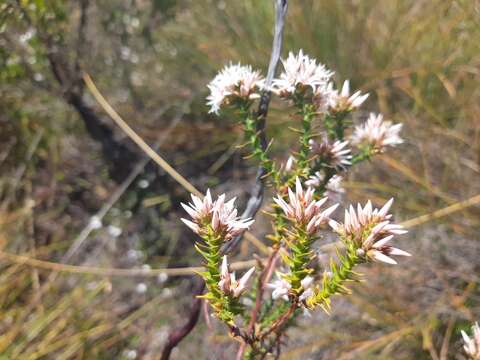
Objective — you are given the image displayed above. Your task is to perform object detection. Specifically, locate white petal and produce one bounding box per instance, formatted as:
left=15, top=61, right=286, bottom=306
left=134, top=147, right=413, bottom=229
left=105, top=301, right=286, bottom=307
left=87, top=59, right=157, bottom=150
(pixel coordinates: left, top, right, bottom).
left=372, top=235, right=394, bottom=248
left=371, top=250, right=397, bottom=265
left=181, top=218, right=200, bottom=234
left=378, top=198, right=394, bottom=217
left=388, top=247, right=411, bottom=257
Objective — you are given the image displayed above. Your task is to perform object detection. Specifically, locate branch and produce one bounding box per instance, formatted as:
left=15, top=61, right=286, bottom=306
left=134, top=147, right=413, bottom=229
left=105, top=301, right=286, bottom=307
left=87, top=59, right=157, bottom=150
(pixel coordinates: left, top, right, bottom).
left=223, top=0, right=288, bottom=254
left=159, top=279, right=205, bottom=360
left=74, top=0, right=89, bottom=88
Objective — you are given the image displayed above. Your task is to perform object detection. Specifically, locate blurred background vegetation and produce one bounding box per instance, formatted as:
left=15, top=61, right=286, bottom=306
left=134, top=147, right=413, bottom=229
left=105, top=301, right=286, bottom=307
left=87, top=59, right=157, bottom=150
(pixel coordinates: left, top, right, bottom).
left=0, top=0, right=479, bottom=358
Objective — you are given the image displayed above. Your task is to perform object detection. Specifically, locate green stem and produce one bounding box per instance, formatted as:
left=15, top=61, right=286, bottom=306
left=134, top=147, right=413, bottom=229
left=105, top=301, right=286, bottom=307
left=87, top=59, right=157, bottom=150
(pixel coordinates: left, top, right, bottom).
left=195, top=227, right=239, bottom=324
left=351, top=147, right=373, bottom=165
left=306, top=241, right=361, bottom=311
left=285, top=226, right=315, bottom=293
left=296, top=103, right=316, bottom=176
left=241, top=107, right=280, bottom=186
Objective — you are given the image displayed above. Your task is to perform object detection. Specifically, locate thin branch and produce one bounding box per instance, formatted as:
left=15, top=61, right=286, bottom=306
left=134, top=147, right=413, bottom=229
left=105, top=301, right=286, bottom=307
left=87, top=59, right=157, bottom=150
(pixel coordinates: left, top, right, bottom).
left=223, top=0, right=288, bottom=254
left=74, top=0, right=89, bottom=88
left=236, top=250, right=280, bottom=360
left=0, top=251, right=259, bottom=277
left=160, top=280, right=205, bottom=360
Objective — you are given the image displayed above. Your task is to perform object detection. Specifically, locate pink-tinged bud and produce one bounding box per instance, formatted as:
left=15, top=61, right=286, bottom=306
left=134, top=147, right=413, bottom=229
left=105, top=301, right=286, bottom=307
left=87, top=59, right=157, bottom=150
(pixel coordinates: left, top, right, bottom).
left=233, top=267, right=255, bottom=297
left=370, top=250, right=397, bottom=265
left=351, top=113, right=403, bottom=152
left=274, top=177, right=338, bottom=233
left=334, top=198, right=409, bottom=265
left=181, top=218, right=200, bottom=234
left=218, top=256, right=255, bottom=298
left=327, top=79, right=369, bottom=113
left=267, top=273, right=291, bottom=301
left=219, top=256, right=231, bottom=293
left=181, top=190, right=254, bottom=241
left=285, top=156, right=295, bottom=171
left=309, top=138, right=352, bottom=169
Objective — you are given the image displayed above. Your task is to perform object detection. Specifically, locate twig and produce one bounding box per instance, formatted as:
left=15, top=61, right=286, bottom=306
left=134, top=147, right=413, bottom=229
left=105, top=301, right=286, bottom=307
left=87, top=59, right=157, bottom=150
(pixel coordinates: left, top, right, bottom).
left=160, top=280, right=205, bottom=360
left=223, top=0, right=288, bottom=254
left=83, top=73, right=200, bottom=197
left=259, top=302, right=297, bottom=341
left=236, top=250, right=280, bottom=359
left=0, top=250, right=260, bottom=277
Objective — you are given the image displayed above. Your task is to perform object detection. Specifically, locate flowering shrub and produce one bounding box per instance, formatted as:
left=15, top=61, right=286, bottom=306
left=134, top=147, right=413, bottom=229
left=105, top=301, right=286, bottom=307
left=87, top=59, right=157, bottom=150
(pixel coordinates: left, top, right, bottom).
left=181, top=50, right=410, bottom=358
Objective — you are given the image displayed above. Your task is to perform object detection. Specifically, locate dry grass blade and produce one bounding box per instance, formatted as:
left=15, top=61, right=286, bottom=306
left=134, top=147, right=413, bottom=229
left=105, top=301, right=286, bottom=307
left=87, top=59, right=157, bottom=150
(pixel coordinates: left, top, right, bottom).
left=83, top=72, right=201, bottom=197
left=0, top=250, right=258, bottom=277
left=400, top=193, right=480, bottom=228
left=83, top=72, right=269, bottom=255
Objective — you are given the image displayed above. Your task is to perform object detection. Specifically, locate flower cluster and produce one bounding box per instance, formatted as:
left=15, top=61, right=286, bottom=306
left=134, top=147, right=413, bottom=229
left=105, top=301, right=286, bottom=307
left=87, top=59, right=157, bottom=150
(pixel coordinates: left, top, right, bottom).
left=328, top=80, right=369, bottom=113
left=219, top=256, right=255, bottom=298
left=272, top=50, right=334, bottom=99
left=181, top=191, right=254, bottom=241
left=305, top=173, right=345, bottom=198
left=462, top=322, right=480, bottom=360
left=329, top=199, right=410, bottom=264
left=268, top=272, right=313, bottom=302
left=351, top=113, right=403, bottom=152
left=193, top=48, right=411, bottom=355
left=274, top=177, right=338, bottom=234
left=207, top=63, right=265, bottom=114
left=308, top=138, right=352, bottom=169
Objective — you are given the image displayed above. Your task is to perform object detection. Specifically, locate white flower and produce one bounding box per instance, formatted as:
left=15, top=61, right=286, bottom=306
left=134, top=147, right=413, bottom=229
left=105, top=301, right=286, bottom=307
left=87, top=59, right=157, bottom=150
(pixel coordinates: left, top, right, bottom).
left=305, top=173, right=345, bottom=200
left=313, top=81, right=337, bottom=112
left=107, top=225, right=122, bottom=237
left=326, top=175, right=345, bottom=195
left=136, top=283, right=147, bottom=294
left=181, top=191, right=254, bottom=241
left=207, top=63, right=264, bottom=114
left=309, top=138, right=352, bottom=169
left=267, top=272, right=291, bottom=301
left=274, top=177, right=338, bottom=234
left=272, top=50, right=334, bottom=98
left=328, top=80, right=369, bottom=113
left=305, top=171, right=323, bottom=188
left=285, top=155, right=296, bottom=172
left=462, top=322, right=480, bottom=359
left=218, top=255, right=255, bottom=298
left=351, top=113, right=403, bottom=152
left=329, top=198, right=410, bottom=265
left=298, top=275, right=315, bottom=302
left=89, top=216, right=103, bottom=230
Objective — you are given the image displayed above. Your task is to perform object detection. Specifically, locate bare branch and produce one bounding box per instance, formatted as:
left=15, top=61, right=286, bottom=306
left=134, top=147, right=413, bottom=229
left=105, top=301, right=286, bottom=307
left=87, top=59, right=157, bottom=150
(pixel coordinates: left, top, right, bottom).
left=223, top=0, right=288, bottom=254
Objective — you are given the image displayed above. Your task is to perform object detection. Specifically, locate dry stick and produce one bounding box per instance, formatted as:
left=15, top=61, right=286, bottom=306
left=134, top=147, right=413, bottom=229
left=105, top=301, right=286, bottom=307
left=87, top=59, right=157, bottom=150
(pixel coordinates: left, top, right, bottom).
left=159, top=280, right=204, bottom=360
left=83, top=73, right=200, bottom=197
left=236, top=250, right=280, bottom=360
left=234, top=0, right=288, bottom=358
left=0, top=250, right=258, bottom=277
left=223, top=0, right=288, bottom=255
